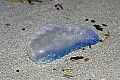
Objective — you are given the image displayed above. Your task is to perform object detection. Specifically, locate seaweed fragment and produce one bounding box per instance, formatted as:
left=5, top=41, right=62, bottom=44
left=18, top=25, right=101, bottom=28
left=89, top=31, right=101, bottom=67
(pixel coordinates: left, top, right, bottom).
left=62, top=69, right=73, bottom=73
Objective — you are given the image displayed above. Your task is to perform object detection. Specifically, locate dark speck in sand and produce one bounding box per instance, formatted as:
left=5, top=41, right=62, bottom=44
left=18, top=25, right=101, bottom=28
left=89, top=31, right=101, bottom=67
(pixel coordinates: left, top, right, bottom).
left=63, top=74, right=73, bottom=78
left=70, top=56, right=84, bottom=61
left=85, top=19, right=89, bottom=21
left=16, top=70, right=19, bottom=72
left=53, top=69, right=56, bottom=70
left=5, top=23, right=10, bottom=26
left=102, top=24, right=107, bottom=26
left=82, top=48, right=85, bottom=50
left=93, top=25, right=103, bottom=31
left=99, top=39, right=103, bottom=42
left=22, top=28, right=25, bottom=31
left=54, top=4, right=63, bottom=10
left=91, top=20, right=96, bottom=23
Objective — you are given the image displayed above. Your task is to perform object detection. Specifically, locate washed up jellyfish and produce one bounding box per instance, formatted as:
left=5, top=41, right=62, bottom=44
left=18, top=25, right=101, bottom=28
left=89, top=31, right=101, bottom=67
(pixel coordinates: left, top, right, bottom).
left=28, top=24, right=100, bottom=64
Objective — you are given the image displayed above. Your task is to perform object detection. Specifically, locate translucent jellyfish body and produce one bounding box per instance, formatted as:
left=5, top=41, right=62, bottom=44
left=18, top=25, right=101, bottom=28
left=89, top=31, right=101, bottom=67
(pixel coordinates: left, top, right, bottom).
left=28, top=24, right=99, bottom=64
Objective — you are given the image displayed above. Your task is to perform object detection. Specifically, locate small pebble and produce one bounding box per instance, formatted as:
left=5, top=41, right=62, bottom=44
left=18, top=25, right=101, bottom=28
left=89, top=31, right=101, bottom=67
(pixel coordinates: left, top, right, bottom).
left=28, top=12, right=32, bottom=14
left=84, top=58, right=90, bottom=62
